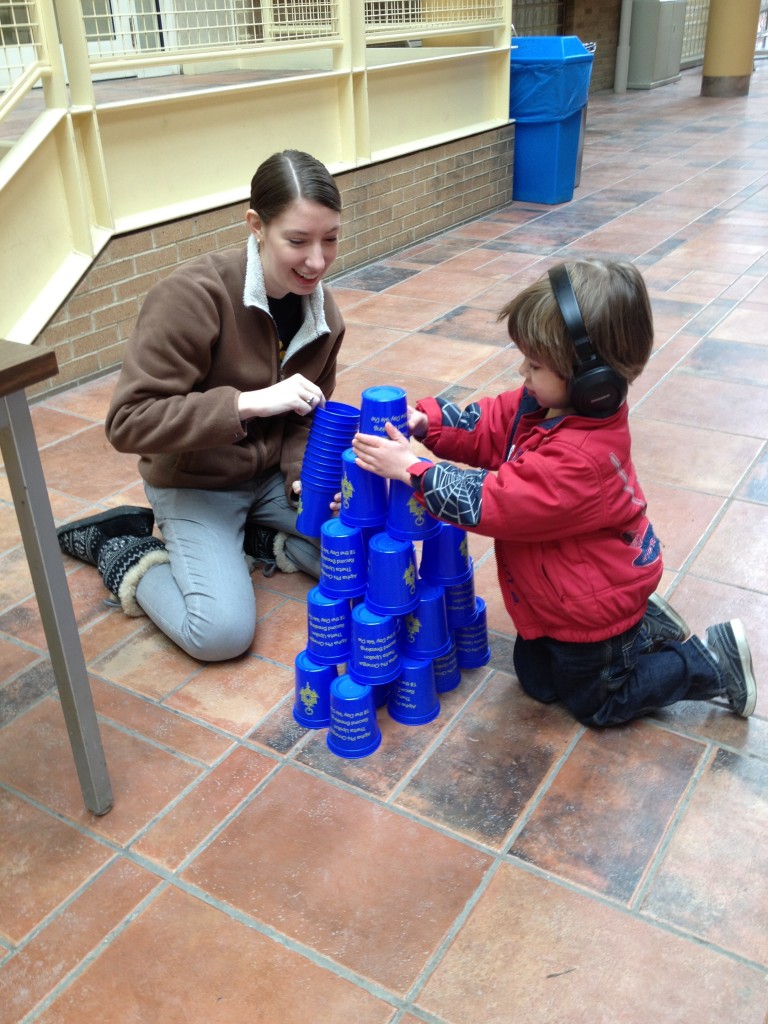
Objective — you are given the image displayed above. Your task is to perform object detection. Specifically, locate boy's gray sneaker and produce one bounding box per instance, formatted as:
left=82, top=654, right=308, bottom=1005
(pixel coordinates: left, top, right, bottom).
left=643, top=593, right=692, bottom=644
left=705, top=620, right=757, bottom=718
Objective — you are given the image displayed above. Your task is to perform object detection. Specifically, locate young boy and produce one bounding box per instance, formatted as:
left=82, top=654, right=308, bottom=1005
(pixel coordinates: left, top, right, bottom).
left=352, top=260, right=757, bottom=727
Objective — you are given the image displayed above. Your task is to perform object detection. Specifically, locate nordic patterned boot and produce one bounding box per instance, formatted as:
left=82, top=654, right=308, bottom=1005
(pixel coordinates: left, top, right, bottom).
left=705, top=619, right=757, bottom=718
left=57, top=506, right=155, bottom=566
left=97, top=534, right=169, bottom=617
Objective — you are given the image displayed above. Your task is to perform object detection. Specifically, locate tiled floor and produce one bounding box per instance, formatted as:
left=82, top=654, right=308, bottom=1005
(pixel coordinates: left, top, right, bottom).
left=1, top=67, right=768, bottom=1023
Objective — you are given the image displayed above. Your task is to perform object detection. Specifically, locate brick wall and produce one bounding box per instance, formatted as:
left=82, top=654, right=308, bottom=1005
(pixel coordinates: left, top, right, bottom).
left=566, top=0, right=622, bottom=93
left=32, top=125, right=514, bottom=398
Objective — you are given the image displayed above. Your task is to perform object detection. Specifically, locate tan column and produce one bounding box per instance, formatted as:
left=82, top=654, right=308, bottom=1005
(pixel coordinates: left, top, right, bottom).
left=701, top=0, right=762, bottom=97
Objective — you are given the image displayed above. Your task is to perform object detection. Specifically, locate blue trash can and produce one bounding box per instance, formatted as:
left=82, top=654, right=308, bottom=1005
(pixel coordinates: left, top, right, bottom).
left=509, top=36, right=594, bottom=205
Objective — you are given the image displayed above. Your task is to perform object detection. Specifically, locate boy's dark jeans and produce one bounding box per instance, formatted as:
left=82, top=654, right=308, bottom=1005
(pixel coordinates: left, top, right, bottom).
left=513, top=620, right=724, bottom=727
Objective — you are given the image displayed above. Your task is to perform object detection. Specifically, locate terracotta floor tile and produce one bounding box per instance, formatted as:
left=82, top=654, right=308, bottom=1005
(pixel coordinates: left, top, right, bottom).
left=739, top=449, right=768, bottom=503
left=35, top=886, right=395, bottom=1024
left=0, top=659, right=54, bottom=724
left=78, top=603, right=147, bottom=663
left=0, top=859, right=160, bottom=1024
left=510, top=724, right=704, bottom=902
left=0, top=561, right=114, bottom=650
left=39, top=424, right=141, bottom=500
left=628, top=418, right=762, bottom=495
left=0, top=635, right=39, bottom=681
left=132, top=745, right=275, bottom=869
left=0, top=790, right=113, bottom=943
left=346, top=293, right=454, bottom=332
left=640, top=480, right=724, bottom=572
left=165, top=656, right=295, bottom=735
left=90, top=622, right=201, bottom=698
left=387, top=266, right=495, bottom=305
left=688, top=500, right=768, bottom=593
left=0, top=699, right=203, bottom=843
left=635, top=370, right=768, bottom=437
left=395, top=674, right=579, bottom=848
left=336, top=322, right=409, bottom=366
left=89, top=677, right=232, bottom=764
left=360, top=332, right=501, bottom=385
left=416, top=865, right=767, bottom=1024
left=642, top=747, right=768, bottom=965
left=0, top=547, right=34, bottom=612
left=42, top=372, right=120, bottom=421
left=183, top=765, right=491, bottom=994
left=419, top=304, right=511, bottom=346
left=246, top=598, right=310, bottom=666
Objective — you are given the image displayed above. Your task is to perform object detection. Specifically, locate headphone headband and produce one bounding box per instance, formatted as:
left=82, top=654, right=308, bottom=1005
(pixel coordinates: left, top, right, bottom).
left=547, top=264, right=596, bottom=368
left=547, top=263, right=627, bottom=417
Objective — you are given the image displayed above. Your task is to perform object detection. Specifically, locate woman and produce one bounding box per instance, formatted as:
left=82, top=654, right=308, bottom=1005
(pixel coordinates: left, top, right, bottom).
left=58, top=150, right=345, bottom=661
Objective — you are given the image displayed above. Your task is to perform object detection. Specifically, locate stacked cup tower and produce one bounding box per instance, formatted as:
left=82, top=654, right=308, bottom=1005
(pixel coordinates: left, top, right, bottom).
left=292, top=385, right=491, bottom=759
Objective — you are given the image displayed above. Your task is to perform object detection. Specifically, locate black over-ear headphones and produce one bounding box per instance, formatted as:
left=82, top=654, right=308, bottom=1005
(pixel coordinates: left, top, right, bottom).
left=548, top=264, right=627, bottom=417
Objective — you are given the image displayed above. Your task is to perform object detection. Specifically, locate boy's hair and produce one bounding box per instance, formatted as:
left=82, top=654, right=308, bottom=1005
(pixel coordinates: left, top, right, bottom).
left=498, top=260, right=654, bottom=384
left=249, top=150, right=342, bottom=223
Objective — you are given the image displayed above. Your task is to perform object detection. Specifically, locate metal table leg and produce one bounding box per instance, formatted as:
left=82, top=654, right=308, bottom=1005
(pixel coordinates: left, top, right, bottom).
left=0, top=390, right=113, bottom=815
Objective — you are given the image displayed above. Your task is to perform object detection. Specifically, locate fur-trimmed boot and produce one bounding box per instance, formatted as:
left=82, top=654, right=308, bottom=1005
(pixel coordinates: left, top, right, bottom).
left=57, top=506, right=155, bottom=566
left=243, top=524, right=299, bottom=577
left=97, top=535, right=170, bottom=617
left=273, top=530, right=299, bottom=574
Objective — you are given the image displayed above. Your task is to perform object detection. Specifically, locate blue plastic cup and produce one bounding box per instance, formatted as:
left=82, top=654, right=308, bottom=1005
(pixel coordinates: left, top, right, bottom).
left=359, top=385, right=409, bottom=438
left=365, top=532, right=419, bottom=616
left=444, top=563, right=477, bottom=628
left=327, top=674, right=382, bottom=759
left=385, top=464, right=441, bottom=541
left=419, top=522, right=473, bottom=586
left=398, top=581, right=452, bottom=660
left=306, top=585, right=352, bottom=666
left=388, top=655, right=440, bottom=726
left=434, top=636, right=462, bottom=693
left=300, top=447, right=345, bottom=484
left=455, top=597, right=492, bottom=668
left=339, top=447, right=388, bottom=529
left=293, top=649, right=338, bottom=729
left=348, top=602, right=402, bottom=685
left=319, top=518, right=368, bottom=600
left=296, top=479, right=337, bottom=538
left=313, top=400, right=360, bottom=431
left=370, top=681, right=392, bottom=708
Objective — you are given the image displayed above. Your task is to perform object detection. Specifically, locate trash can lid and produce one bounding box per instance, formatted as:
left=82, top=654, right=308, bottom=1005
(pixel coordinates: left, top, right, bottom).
left=510, top=36, right=595, bottom=64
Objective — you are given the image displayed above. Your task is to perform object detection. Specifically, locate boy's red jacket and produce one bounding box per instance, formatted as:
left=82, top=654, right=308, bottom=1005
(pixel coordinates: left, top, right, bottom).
left=409, top=388, right=663, bottom=643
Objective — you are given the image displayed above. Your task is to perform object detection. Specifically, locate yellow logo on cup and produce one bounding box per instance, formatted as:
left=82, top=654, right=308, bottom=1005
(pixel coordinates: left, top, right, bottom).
left=404, top=559, right=417, bottom=593
left=299, top=683, right=319, bottom=714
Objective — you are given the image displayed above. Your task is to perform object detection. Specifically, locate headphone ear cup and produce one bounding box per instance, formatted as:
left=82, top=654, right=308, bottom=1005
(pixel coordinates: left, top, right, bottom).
left=569, top=364, right=627, bottom=417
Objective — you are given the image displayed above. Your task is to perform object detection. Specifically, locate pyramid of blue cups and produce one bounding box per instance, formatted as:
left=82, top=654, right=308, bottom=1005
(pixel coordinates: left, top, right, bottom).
left=293, top=385, right=491, bottom=760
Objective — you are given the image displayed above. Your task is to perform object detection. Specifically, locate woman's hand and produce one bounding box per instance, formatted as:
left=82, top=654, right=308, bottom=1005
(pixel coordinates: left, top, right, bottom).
left=352, top=422, right=417, bottom=484
left=239, top=374, right=325, bottom=419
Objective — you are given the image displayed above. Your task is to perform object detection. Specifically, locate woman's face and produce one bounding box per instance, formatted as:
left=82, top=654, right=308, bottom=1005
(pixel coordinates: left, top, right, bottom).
left=246, top=198, right=340, bottom=298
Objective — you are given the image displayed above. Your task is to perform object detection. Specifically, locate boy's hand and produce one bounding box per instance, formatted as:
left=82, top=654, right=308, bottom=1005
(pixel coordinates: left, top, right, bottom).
left=352, top=422, right=418, bottom=484
left=407, top=405, right=429, bottom=439
left=293, top=479, right=341, bottom=514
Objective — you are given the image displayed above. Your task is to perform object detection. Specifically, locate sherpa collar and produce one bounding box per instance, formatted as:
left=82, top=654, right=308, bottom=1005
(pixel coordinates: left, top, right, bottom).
left=243, top=233, right=330, bottom=360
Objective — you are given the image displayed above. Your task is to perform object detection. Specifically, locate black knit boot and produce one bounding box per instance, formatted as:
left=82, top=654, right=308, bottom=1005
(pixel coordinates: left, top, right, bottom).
left=243, top=524, right=299, bottom=577
left=97, top=535, right=169, bottom=617
left=57, top=506, right=155, bottom=566
left=244, top=523, right=279, bottom=577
